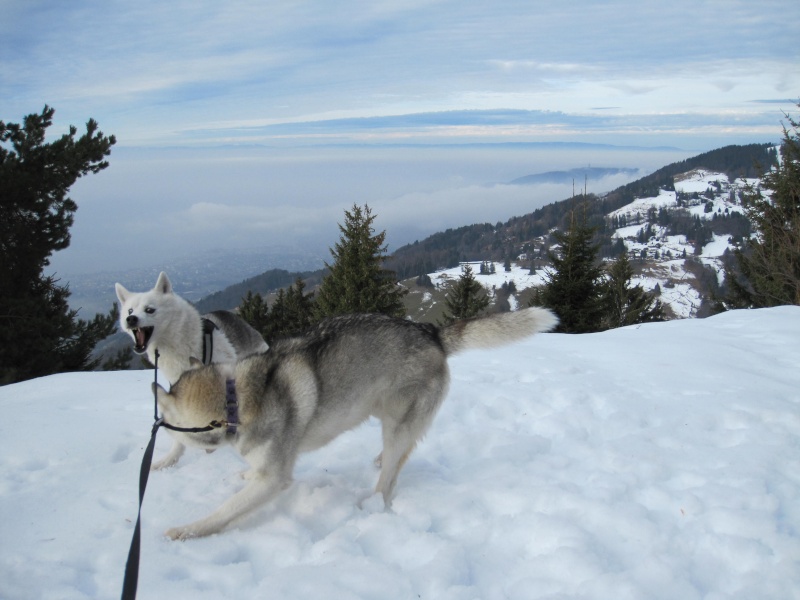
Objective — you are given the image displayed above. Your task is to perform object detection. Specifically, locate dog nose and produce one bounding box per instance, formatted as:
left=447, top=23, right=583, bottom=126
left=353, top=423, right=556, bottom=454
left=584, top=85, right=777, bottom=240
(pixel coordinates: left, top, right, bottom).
left=126, top=315, right=139, bottom=326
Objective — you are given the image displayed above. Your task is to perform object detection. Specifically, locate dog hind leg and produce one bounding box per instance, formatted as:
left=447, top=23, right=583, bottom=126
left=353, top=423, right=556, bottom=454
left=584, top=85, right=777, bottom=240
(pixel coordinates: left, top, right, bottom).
left=374, top=375, right=449, bottom=506
left=374, top=433, right=415, bottom=507
left=374, top=412, right=432, bottom=506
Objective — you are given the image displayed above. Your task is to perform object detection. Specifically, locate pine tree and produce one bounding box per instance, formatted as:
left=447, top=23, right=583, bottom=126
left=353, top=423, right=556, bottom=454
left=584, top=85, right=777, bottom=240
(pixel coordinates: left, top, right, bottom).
left=440, top=264, right=490, bottom=325
left=531, top=206, right=605, bottom=333
left=239, top=291, right=270, bottom=338
left=240, top=278, right=314, bottom=344
left=313, top=204, right=407, bottom=319
left=0, top=106, right=118, bottom=384
left=265, top=289, right=288, bottom=341
left=282, top=278, right=314, bottom=336
left=601, top=251, right=665, bottom=328
left=725, top=104, right=800, bottom=307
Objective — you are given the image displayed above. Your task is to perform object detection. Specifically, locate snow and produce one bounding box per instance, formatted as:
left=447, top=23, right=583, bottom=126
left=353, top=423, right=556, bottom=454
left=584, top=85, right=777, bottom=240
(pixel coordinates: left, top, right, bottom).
left=2, top=307, right=800, bottom=599
left=433, top=262, right=548, bottom=293
left=632, top=271, right=701, bottom=319
left=673, top=169, right=728, bottom=195
left=608, top=188, right=678, bottom=222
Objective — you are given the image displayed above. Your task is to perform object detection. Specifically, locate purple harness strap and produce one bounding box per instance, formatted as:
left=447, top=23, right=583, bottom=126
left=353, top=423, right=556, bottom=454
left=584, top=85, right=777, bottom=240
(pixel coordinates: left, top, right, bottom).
left=225, top=379, right=238, bottom=436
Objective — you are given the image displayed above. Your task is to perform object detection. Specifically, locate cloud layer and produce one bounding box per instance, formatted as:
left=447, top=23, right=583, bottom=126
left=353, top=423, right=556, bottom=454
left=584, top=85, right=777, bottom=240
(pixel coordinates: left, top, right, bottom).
left=3, top=0, right=797, bottom=275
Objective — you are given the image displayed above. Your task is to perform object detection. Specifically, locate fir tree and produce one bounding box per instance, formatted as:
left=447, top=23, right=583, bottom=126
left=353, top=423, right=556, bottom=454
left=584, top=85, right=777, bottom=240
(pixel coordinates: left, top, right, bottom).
left=726, top=104, right=800, bottom=307
left=440, top=264, right=490, bottom=325
left=601, top=252, right=665, bottom=328
left=313, top=204, right=407, bottom=319
left=265, top=289, right=288, bottom=342
left=531, top=206, right=606, bottom=333
left=0, top=106, right=118, bottom=384
left=239, top=291, right=270, bottom=339
left=240, top=278, right=314, bottom=344
left=101, top=344, right=134, bottom=372
left=416, top=273, right=435, bottom=288
left=282, top=277, right=314, bottom=335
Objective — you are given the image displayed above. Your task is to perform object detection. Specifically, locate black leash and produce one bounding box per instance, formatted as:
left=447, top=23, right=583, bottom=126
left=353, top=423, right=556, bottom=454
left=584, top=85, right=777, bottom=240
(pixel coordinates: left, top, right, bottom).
left=120, top=350, right=162, bottom=600
left=120, top=351, right=229, bottom=600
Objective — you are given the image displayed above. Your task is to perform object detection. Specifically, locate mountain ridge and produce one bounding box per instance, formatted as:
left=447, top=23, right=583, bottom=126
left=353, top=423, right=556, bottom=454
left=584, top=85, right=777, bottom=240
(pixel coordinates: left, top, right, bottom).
left=189, top=142, right=776, bottom=319
left=509, top=167, right=640, bottom=185
left=79, top=142, right=777, bottom=321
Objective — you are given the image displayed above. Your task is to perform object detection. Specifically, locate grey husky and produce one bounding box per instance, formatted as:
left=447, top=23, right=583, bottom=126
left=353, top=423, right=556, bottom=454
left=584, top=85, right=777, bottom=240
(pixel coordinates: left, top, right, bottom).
left=115, top=271, right=268, bottom=469
left=154, top=307, right=558, bottom=540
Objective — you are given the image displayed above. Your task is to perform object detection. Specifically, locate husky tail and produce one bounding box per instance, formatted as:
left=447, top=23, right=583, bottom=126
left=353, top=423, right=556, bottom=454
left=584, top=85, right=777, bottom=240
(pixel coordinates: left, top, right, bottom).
left=440, top=307, right=558, bottom=356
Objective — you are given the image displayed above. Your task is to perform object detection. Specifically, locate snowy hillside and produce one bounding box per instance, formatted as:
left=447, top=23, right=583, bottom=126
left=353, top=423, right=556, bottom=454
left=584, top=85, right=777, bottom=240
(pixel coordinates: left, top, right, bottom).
left=1, top=307, right=799, bottom=599
left=410, top=168, right=762, bottom=320
left=608, top=169, right=759, bottom=317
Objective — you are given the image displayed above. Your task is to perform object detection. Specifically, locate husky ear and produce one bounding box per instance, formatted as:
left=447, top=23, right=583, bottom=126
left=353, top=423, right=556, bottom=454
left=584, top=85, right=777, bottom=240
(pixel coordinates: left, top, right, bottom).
left=152, top=382, right=172, bottom=409
left=155, top=272, right=173, bottom=295
left=115, top=282, right=130, bottom=304
left=189, top=357, right=203, bottom=368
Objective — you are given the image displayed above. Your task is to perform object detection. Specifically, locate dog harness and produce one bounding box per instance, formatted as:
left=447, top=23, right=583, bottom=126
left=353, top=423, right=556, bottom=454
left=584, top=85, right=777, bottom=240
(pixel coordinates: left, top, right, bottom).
left=201, top=318, right=218, bottom=365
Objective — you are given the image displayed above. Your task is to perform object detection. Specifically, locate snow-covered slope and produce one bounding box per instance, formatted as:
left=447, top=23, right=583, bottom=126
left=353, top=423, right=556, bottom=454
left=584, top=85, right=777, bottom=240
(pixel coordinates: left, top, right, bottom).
left=412, top=169, right=759, bottom=318
left=608, top=169, right=759, bottom=317
left=1, top=307, right=798, bottom=599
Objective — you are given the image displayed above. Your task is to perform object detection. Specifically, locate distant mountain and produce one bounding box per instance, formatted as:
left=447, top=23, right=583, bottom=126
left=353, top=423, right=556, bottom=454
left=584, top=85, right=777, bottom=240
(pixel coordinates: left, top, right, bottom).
left=193, top=269, right=324, bottom=313
left=509, top=167, right=639, bottom=185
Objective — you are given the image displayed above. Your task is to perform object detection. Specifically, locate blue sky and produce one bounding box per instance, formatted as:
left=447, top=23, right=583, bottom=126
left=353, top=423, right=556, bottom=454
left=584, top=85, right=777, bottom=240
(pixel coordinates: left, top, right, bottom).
left=2, top=0, right=799, bottom=275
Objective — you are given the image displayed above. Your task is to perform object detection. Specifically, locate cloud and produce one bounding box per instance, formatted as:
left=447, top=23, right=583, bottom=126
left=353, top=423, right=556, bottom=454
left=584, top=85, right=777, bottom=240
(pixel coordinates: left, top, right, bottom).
left=486, top=60, right=596, bottom=74
left=175, top=106, right=787, bottom=148
left=8, top=0, right=799, bottom=278
left=175, top=202, right=336, bottom=238
left=750, top=99, right=800, bottom=104
left=4, top=0, right=798, bottom=148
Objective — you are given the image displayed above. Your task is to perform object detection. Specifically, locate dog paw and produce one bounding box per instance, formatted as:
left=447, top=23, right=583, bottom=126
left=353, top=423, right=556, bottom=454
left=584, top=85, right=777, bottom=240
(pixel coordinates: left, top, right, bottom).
left=150, top=457, right=178, bottom=471
left=165, top=526, right=197, bottom=541
left=356, top=491, right=379, bottom=511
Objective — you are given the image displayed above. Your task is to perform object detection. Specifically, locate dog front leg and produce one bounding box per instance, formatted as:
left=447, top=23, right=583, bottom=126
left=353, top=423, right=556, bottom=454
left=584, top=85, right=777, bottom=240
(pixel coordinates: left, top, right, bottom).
left=165, top=474, right=289, bottom=540
left=151, top=439, right=185, bottom=471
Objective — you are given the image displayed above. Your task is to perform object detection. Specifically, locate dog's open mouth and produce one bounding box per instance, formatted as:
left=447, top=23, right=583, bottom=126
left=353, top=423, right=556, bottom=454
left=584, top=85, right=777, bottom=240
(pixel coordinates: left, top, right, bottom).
left=131, top=326, right=154, bottom=354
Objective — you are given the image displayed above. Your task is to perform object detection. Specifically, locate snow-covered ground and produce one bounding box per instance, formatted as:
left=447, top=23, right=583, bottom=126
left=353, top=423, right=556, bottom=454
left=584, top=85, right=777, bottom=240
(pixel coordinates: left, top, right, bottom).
left=432, top=262, right=548, bottom=294
left=608, top=188, right=679, bottom=224
left=1, top=307, right=799, bottom=599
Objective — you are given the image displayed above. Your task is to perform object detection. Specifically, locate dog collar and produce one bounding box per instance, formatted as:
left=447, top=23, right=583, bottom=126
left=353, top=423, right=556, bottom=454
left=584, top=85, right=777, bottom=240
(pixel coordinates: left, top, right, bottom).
left=225, top=378, right=238, bottom=436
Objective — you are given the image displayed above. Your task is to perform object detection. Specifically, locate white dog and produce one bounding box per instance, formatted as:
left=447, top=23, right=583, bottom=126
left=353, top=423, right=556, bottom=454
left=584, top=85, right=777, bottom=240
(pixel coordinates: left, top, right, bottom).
left=115, top=271, right=268, bottom=469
